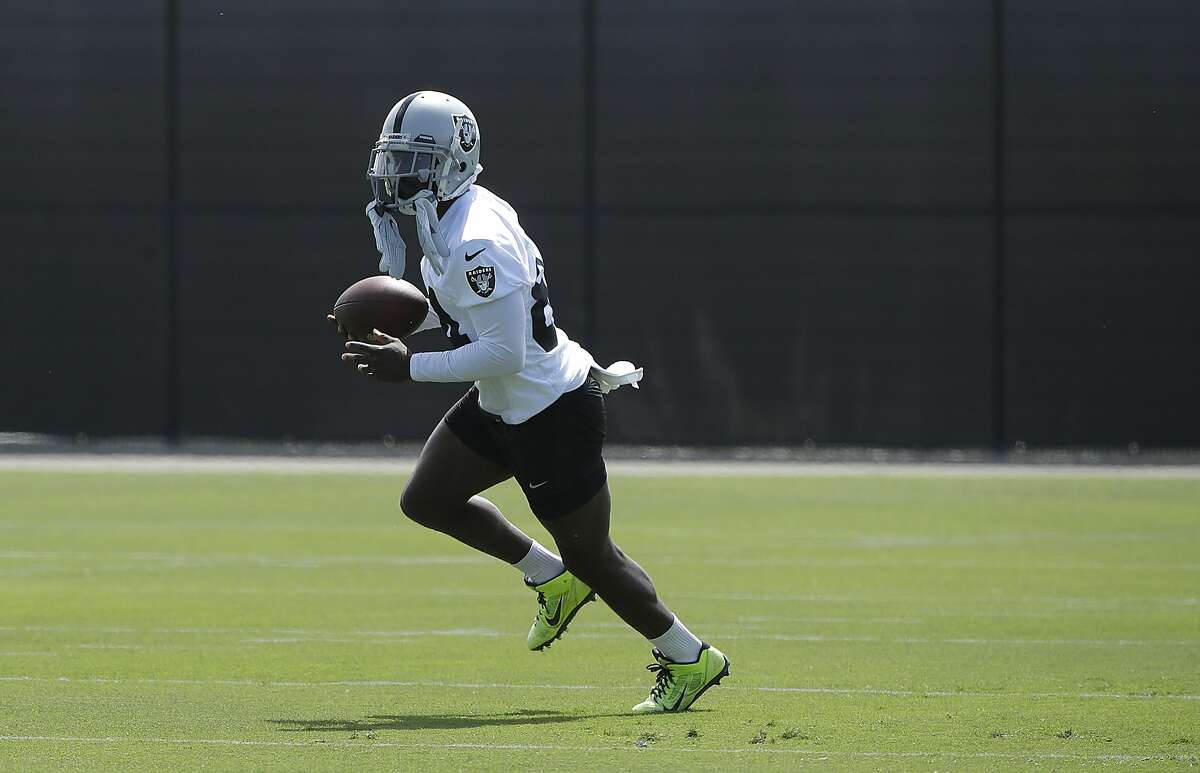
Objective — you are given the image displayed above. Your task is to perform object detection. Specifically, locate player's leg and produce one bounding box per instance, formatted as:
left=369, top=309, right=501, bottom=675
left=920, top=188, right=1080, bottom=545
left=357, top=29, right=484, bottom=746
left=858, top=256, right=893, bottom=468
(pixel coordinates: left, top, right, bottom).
left=512, top=379, right=674, bottom=638
left=514, top=378, right=728, bottom=711
left=539, top=484, right=670, bottom=636
left=541, top=484, right=729, bottom=713
left=400, top=420, right=526, bottom=562
left=400, top=390, right=562, bottom=580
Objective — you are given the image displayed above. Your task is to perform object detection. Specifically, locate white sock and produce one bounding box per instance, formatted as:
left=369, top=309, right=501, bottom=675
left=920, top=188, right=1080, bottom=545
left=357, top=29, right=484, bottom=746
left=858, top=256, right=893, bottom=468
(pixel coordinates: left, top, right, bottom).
left=649, top=617, right=703, bottom=663
left=514, top=540, right=564, bottom=585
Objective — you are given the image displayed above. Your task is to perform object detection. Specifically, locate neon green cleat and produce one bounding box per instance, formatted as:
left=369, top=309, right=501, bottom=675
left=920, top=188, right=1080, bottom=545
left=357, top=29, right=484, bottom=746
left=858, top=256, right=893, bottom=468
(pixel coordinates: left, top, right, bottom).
left=631, top=643, right=730, bottom=713
left=524, top=571, right=596, bottom=651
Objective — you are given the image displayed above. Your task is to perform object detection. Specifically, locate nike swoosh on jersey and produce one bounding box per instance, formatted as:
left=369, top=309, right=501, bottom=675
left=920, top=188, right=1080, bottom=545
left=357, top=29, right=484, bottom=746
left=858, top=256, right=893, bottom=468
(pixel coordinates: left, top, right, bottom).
left=465, top=247, right=485, bottom=261
left=528, top=480, right=549, bottom=489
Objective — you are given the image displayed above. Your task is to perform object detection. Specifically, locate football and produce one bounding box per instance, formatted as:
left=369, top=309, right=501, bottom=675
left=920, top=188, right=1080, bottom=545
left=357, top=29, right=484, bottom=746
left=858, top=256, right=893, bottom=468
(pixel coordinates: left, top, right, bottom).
left=332, top=276, right=429, bottom=341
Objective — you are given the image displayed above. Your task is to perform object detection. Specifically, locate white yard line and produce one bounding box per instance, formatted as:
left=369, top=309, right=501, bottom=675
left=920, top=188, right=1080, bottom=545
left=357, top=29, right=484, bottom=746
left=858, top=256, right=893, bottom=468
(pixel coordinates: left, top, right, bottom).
left=1, top=453, right=1199, bottom=478
left=2, top=550, right=1197, bottom=575
left=0, top=734, right=1192, bottom=762
left=657, top=556, right=1200, bottom=572
left=2, top=624, right=1195, bottom=648
left=678, top=591, right=1200, bottom=608
left=0, top=550, right=488, bottom=568
left=1, top=675, right=1197, bottom=702
left=6, top=583, right=1195, bottom=612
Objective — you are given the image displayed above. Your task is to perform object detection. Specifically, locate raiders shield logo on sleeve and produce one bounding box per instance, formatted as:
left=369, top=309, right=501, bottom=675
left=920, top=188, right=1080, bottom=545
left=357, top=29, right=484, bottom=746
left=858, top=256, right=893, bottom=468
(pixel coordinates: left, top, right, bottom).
left=465, top=265, right=496, bottom=298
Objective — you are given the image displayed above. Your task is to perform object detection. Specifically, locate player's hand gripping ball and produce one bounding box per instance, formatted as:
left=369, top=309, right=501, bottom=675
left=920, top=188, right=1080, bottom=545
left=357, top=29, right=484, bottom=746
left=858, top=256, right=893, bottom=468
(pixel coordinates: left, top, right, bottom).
left=340, top=330, right=412, bottom=383
left=329, top=276, right=427, bottom=383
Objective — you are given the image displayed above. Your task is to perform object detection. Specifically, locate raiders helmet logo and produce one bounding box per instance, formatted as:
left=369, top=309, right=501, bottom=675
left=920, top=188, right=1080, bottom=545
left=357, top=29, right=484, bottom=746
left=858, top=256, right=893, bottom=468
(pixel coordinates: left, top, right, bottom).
left=465, top=265, right=495, bottom=298
left=456, top=115, right=477, bottom=153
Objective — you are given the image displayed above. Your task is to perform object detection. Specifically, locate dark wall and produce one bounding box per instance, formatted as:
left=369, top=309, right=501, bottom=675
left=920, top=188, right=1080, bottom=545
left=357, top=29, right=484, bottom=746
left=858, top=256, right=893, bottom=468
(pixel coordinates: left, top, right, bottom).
left=1003, top=0, right=1200, bottom=446
left=594, top=1, right=996, bottom=446
left=2, top=0, right=1197, bottom=447
left=0, top=1, right=168, bottom=436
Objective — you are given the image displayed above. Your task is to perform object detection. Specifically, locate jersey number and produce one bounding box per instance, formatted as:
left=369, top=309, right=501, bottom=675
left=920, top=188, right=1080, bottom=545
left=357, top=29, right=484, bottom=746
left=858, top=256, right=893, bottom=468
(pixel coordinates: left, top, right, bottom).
left=428, top=289, right=470, bottom=349
left=531, top=257, right=558, bottom=352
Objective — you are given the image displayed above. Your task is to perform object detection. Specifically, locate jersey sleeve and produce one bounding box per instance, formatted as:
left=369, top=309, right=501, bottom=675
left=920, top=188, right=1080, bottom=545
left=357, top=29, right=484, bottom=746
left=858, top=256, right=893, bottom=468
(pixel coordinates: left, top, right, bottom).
left=408, top=290, right=528, bottom=383
left=448, top=237, right=532, bottom=309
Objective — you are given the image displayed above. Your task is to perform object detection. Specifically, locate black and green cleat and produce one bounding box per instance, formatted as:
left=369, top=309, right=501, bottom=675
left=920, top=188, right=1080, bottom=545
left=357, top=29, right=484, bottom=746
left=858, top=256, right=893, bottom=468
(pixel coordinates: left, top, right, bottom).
left=631, top=643, right=731, bottom=713
left=524, top=570, right=597, bottom=651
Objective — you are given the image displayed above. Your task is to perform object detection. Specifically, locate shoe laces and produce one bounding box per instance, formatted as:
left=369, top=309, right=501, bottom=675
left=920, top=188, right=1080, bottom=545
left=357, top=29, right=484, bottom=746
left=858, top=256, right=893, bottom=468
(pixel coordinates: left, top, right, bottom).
left=536, top=591, right=550, bottom=621
left=645, top=662, right=676, bottom=702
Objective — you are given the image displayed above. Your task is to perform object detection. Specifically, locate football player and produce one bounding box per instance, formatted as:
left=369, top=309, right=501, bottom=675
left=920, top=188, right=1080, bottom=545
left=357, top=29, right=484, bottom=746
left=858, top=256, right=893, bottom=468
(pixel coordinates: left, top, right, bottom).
left=329, top=91, right=728, bottom=713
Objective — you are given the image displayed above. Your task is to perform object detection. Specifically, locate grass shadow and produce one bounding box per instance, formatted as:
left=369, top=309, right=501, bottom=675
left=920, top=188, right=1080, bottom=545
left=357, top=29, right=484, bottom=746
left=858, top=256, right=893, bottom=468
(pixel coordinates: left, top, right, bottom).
left=267, top=708, right=632, bottom=733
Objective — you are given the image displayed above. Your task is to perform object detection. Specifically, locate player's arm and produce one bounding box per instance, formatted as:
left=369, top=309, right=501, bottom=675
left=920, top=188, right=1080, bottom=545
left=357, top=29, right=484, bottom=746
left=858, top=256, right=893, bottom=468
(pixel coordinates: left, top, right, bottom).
left=340, top=290, right=526, bottom=383
left=408, top=291, right=526, bottom=382
left=342, top=238, right=529, bottom=383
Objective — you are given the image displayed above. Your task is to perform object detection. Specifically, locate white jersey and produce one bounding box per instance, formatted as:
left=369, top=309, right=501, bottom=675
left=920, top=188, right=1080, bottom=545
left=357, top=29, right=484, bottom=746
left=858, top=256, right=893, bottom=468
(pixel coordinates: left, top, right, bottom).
left=418, top=185, right=594, bottom=423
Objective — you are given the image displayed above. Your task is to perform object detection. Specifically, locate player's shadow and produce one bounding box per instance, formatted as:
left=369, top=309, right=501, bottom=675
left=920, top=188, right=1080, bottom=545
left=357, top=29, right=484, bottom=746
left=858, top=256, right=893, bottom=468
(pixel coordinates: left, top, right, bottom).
left=267, top=708, right=627, bottom=733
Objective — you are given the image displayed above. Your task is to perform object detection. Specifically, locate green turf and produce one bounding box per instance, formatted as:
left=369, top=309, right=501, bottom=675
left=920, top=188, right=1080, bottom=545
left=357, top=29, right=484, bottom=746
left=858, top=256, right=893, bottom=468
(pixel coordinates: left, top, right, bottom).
left=0, top=469, right=1197, bottom=770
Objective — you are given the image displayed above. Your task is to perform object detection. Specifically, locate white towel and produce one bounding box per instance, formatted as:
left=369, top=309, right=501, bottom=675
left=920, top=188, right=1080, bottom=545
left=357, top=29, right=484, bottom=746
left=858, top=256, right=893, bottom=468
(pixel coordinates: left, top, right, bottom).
left=413, top=194, right=450, bottom=265
left=589, top=360, right=643, bottom=394
left=365, top=200, right=406, bottom=279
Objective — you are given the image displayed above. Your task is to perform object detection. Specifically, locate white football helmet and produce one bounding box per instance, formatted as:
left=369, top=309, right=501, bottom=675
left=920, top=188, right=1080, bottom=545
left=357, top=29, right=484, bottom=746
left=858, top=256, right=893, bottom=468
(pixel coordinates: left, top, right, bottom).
left=367, top=91, right=482, bottom=214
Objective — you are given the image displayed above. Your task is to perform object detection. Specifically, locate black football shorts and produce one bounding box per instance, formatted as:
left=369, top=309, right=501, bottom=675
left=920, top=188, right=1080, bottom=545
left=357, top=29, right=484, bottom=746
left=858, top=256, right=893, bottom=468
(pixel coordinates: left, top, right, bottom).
left=442, top=377, right=608, bottom=520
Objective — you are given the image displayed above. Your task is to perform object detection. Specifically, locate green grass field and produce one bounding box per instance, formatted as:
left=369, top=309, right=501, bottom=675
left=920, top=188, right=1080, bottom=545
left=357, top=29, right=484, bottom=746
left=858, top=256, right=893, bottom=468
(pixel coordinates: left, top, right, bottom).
left=0, top=466, right=1197, bottom=770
